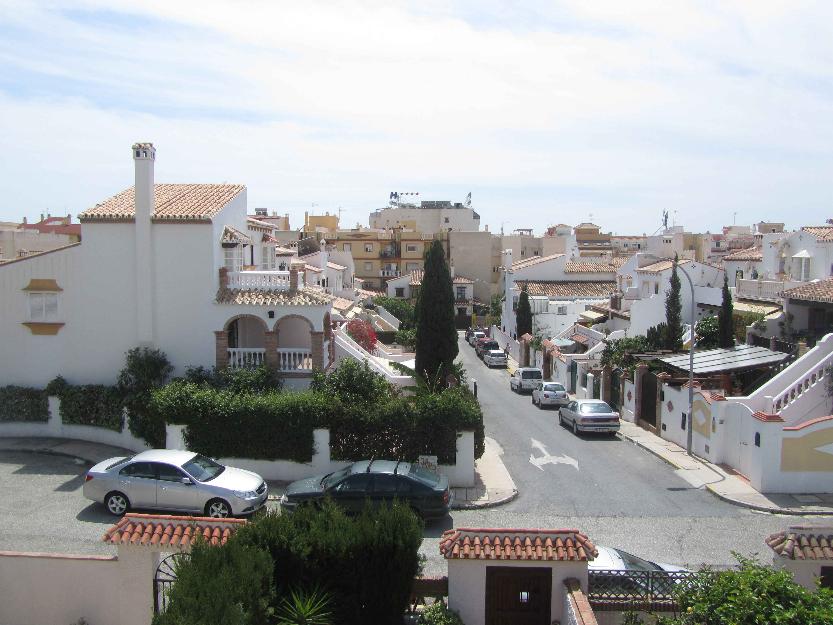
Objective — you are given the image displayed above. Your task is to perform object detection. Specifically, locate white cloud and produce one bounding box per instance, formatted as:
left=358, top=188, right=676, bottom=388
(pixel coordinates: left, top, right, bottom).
left=0, top=0, right=831, bottom=232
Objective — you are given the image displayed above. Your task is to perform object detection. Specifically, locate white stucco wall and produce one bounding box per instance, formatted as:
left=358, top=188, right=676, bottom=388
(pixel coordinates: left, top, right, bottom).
left=773, top=556, right=833, bottom=591
left=447, top=559, right=588, bottom=625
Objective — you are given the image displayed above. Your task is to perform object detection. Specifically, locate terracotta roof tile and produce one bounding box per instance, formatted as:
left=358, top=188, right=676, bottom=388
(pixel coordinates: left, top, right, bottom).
left=440, top=528, right=597, bottom=561
left=80, top=184, right=245, bottom=222
left=723, top=247, right=763, bottom=261
left=752, top=411, right=784, bottom=423
left=516, top=280, right=615, bottom=298
left=216, top=287, right=332, bottom=306
left=221, top=225, right=252, bottom=245
left=406, top=270, right=473, bottom=286
left=766, top=527, right=833, bottom=560
left=802, top=226, right=833, bottom=242
left=635, top=258, right=692, bottom=274
left=781, top=278, right=833, bottom=304
left=564, top=261, right=618, bottom=273
left=571, top=333, right=590, bottom=345
left=102, top=514, right=246, bottom=549
left=511, top=253, right=564, bottom=270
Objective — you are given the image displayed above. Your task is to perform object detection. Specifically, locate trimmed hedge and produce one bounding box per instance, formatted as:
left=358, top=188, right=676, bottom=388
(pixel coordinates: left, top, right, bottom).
left=0, top=386, right=49, bottom=422
left=151, top=382, right=334, bottom=462
left=56, top=384, right=124, bottom=431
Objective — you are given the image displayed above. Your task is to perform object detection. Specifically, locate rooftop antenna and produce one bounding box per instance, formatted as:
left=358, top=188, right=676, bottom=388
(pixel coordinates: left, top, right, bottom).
left=733, top=211, right=738, bottom=225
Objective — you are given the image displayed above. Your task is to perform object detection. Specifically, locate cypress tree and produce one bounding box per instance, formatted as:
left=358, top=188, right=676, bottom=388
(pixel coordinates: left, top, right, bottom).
left=719, top=274, right=734, bottom=348
left=665, top=255, right=683, bottom=351
left=414, top=240, right=458, bottom=382
left=516, top=285, right=533, bottom=338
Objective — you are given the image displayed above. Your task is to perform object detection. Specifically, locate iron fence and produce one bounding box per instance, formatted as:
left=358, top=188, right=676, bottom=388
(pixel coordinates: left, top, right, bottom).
left=588, top=570, right=700, bottom=612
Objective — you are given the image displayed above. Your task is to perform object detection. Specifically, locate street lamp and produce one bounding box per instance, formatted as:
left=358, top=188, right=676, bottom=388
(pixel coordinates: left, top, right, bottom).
left=676, top=263, right=696, bottom=456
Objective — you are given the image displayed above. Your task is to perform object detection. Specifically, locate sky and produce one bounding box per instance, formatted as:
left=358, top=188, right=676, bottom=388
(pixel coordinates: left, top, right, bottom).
left=0, top=0, right=831, bottom=235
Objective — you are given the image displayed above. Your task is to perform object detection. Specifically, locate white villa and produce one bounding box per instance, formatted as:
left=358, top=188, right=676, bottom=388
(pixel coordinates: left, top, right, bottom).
left=0, top=143, right=335, bottom=387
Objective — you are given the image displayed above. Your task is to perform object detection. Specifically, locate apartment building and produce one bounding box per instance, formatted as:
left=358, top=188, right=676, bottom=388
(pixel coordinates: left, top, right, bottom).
left=0, top=215, right=81, bottom=262
left=369, top=200, right=480, bottom=232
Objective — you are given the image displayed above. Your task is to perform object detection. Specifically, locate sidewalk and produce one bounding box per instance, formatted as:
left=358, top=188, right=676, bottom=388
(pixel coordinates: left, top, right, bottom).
left=0, top=436, right=518, bottom=510
left=451, top=437, right=518, bottom=509
left=618, top=421, right=833, bottom=515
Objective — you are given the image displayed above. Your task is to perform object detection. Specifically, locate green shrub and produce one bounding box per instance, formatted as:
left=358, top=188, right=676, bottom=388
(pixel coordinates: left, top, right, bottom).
left=420, top=602, right=465, bottom=625
left=153, top=539, right=273, bottom=625
left=310, top=359, right=395, bottom=407
left=0, top=386, right=49, bottom=422
left=56, top=384, right=123, bottom=431
left=275, top=586, right=333, bottom=625
left=119, top=347, right=173, bottom=447
left=373, top=296, right=415, bottom=328
left=395, top=328, right=417, bottom=350
left=236, top=500, right=422, bottom=625
left=183, top=365, right=283, bottom=394
left=151, top=382, right=332, bottom=462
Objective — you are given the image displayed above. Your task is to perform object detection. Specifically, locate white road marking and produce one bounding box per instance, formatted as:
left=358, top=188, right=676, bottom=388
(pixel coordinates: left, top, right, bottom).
left=529, top=438, right=579, bottom=471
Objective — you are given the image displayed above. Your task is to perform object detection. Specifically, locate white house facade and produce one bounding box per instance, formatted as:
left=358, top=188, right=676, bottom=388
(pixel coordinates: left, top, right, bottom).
left=0, top=143, right=333, bottom=387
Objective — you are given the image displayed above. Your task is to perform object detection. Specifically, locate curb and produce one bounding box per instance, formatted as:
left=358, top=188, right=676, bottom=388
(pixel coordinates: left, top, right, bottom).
left=619, top=430, right=833, bottom=516
left=452, top=488, right=518, bottom=510
left=0, top=443, right=99, bottom=466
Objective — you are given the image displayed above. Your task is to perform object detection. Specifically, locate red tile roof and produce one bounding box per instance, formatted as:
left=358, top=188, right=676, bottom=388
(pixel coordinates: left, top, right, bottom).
left=511, top=253, right=563, bottom=270
left=781, top=278, right=833, bottom=304
left=19, top=216, right=81, bottom=237
left=103, top=514, right=246, bottom=549
left=766, top=527, right=833, bottom=560
left=440, top=528, right=597, bottom=561
left=571, top=333, right=590, bottom=345
left=723, top=247, right=763, bottom=262
left=564, top=261, right=618, bottom=273
left=406, top=269, right=473, bottom=285
left=80, top=184, right=245, bottom=223
left=752, top=411, right=784, bottom=423
left=802, top=226, right=833, bottom=242
left=635, top=258, right=692, bottom=274
left=516, top=280, right=615, bottom=298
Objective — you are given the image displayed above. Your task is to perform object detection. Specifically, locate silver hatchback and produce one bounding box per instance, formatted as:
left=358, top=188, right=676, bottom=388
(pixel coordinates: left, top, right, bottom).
left=82, top=449, right=268, bottom=518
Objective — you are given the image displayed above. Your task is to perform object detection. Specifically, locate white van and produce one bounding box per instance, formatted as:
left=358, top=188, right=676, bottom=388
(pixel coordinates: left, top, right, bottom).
left=510, top=368, right=544, bottom=393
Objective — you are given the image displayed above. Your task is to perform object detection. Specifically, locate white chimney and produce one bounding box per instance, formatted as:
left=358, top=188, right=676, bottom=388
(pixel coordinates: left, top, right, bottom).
left=319, top=237, right=328, bottom=271
left=133, top=142, right=156, bottom=345
left=450, top=259, right=455, bottom=278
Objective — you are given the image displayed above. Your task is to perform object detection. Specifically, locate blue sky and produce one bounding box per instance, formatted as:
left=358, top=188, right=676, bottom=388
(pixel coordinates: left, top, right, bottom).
left=0, top=0, right=831, bottom=234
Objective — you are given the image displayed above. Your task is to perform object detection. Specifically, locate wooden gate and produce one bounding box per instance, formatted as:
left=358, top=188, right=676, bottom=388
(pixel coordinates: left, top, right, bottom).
left=569, top=361, right=577, bottom=393
left=486, top=566, right=552, bottom=625
left=640, top=371, right=658, bottom=429
left=610, top=368, right=621, bottom=409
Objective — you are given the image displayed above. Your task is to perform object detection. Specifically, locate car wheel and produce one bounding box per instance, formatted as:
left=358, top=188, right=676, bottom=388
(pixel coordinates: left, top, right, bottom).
left=206, top=499, right=232, bottom=518
left=558, top=412, right=563, bottom=426
left=572, top=419, right=578, bottom=435
left=105, top=491, right=130, bottom=516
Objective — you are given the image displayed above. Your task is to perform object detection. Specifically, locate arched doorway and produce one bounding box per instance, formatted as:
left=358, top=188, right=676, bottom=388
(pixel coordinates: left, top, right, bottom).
left=224, top=315, right=267, bottom=368
left=275, top=314, right=315, bottom=372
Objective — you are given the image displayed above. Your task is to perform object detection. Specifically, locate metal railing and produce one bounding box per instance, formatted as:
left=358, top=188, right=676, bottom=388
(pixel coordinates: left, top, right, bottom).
left=588, top=570, right=700, bottom=611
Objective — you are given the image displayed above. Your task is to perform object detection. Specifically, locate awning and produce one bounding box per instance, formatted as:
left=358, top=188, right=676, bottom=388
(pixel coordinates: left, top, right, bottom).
left=792, top=250, right=811, bottom=259
left=733, top=301, right=780, bottom=316
left=658, top=345, right=789, bottom=375
left=579, top=309, right=606, bottom=321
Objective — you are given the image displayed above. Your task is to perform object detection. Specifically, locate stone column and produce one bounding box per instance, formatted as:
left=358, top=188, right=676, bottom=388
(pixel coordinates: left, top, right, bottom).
left=311, top=331, right=324, bottom=370
left=214, top=330, right=229, bottom=368
left=264, top=330, right=279, bottom=370
left=289, top=267, right=299, bottom=291
left=218, top=266, right=229, bottom=289
left=769, top=335, right=778, bottom=351
left=600, top=365, right=612, bottom=404
left=633, top=362, right=648, bottom=421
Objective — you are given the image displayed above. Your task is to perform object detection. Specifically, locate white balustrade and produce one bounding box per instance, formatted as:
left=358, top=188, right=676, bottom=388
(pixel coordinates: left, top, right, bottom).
left=736, top=278, right=803, bottom=302
left=227, top=270, right=291, bottom=291
left=227, top=348, right=266, bottom=369
left=278, top=348, right=313, bottom=372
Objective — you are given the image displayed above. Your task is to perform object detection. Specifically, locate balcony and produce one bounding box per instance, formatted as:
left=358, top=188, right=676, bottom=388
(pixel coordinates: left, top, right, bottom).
left=227, top=270, right=292, bottom=291
left=380, top=269, right=401, bottom=278
left=736, top=278, right=803, bottom=302
left=227, top=347, right=313, bottom=372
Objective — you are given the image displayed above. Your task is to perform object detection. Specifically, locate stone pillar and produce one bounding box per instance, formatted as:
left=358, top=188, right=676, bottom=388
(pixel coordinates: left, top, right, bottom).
left=656, top=372, right=671, bottom=433
left=214, top=330, right=229, bottom=368
left=746, top=329, right=755, bottom=346
left=633, top=362, right=648, bottom=421
left=218, top=266, right=229, bottom=289
left=311, top=331, right=324, bottom=370
left=289, top=267, right=299, bottom=291
left=769, top=335, right=778, bottom=351
left=601, top=365, right=612, bottom=404
left=264, top=330, right=279, bottom=370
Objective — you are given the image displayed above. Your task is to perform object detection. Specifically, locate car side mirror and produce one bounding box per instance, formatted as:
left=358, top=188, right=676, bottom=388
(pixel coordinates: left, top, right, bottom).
left=181, top=477, right=193, bottom=485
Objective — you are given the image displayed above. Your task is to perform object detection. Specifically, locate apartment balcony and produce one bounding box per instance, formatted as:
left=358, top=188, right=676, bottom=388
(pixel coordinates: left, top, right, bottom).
left=736, top=278, right=803, bottom=302
left=380, top=247, right=400, bottom=259
left=380, top=269, right=401, bottom=278
left=225, top=270, right=296, bottom=291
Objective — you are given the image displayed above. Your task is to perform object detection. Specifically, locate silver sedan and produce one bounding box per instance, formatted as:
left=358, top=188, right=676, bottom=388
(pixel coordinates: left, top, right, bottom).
left=531, top=382, right=569, bottom=408
left=558, top=399, right=620, bottom=435
left=82, top=449, right=267, bottom=518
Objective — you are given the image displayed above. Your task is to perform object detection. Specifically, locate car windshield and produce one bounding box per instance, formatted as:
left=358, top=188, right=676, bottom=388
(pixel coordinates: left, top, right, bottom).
left=408, top=464, right=440, bottom=487
left=522, top=370, right=542, bottom=379
left=581, top=402, right=614, bottom=414
left=322, top=466, right=352, bottom=489
left=182, top=454, right=225, bottom=482
left=615, top=548, right=659, bottom=572
left=543, top=384, right=564, bottom=392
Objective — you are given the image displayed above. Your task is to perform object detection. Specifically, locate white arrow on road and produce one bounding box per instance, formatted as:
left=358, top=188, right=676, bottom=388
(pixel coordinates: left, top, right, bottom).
left=529, top=438, right=579, bottom=471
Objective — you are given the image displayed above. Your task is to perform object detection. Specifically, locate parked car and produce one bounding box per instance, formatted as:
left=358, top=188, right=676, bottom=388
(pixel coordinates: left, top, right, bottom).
left=83, top=449, right=268, bottom=518
left=280, top=460, right=451, bottom=520
left=531, top=382, right=569, bottom=408
left=558, top=399, right=620, bottom=434
left=468, top=331, right=486, bottom=346
left=590, top=545, right=688, bottom=573
left=483, top=349, right=508, bottom=368
left=475, top=338, right=500, bottom=359
left=509, top=367, right=543, bottom=393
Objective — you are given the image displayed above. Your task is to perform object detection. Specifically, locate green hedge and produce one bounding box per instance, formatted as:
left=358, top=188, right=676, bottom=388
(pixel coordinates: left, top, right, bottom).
left=56, top=384, right=124, bottom=431
left=0, top=386, right=49, bottom=422
left=151, top=382, right=333, bottom=462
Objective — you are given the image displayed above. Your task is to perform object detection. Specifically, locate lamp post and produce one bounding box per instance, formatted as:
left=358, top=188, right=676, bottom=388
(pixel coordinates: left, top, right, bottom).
left=676, top=263, right=696, bottom=456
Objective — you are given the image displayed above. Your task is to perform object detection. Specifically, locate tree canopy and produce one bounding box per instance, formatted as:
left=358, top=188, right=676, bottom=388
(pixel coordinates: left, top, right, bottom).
left=414, top=239, right=458, bottom=383
left=516, top=285, right=533, bottom=338
left=665, top=256, right=683, bottom=351
left=719, top=274, right=734, bottom=348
